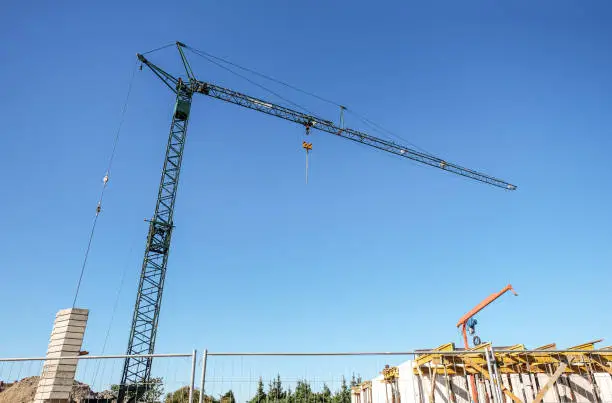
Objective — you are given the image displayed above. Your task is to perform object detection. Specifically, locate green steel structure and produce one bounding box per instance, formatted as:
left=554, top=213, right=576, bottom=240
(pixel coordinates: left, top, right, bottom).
left=118, top=44, right=194, bottom=402
left=118, top=42, right=515, bottom=401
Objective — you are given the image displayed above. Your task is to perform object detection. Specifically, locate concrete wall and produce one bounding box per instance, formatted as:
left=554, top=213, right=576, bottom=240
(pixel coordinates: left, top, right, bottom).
left=350, top=358, right=612, bottom=403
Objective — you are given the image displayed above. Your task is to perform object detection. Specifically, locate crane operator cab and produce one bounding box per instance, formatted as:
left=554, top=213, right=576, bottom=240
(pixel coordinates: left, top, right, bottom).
left=174, top=99, right=191, bottom=121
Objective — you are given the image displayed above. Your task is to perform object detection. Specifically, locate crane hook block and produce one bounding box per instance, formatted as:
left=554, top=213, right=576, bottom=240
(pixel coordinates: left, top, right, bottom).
left=174, top=100, right=191, bottom=121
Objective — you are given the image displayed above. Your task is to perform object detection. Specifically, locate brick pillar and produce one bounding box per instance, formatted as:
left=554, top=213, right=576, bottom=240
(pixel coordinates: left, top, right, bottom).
left=34, top=308, right=89, bottom=403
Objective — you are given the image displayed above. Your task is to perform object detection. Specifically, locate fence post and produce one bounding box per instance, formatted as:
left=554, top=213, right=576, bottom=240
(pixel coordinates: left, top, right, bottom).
left=189, top=349, right=197, bottom=403
left=199, top=349, right=208, bottom=403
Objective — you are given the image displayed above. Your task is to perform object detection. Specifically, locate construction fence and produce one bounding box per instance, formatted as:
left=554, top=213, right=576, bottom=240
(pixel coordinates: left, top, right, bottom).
left=0, top=352, right=196, bottom=402
left=0, top=343, right=611, bottom=402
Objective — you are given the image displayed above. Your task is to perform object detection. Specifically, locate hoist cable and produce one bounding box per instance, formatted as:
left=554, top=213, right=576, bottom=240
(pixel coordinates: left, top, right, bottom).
left=91, top=241, right=135, bottom=386
left=186, top=45, right=344, bottom=108
left=186, top=47, right=315, bottom=117
left=142, top=42, right=176, bottom=55
left=185, top=46, right=434, bottom=155
left=71, top=61, right=138, bottom=308
left=346, top=110, right=437, bottom=157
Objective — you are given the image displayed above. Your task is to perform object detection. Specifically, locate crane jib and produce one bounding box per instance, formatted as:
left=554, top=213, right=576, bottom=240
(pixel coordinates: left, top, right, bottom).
left=193, top=80, right=516, bottom=190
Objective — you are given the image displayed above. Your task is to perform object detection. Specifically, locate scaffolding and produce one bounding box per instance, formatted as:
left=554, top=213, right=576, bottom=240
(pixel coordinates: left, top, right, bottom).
left=352, top=340, right=612, bottom=403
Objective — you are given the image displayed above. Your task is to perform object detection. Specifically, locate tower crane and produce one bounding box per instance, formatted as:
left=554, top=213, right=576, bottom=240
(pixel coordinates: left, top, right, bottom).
left=118, top=41, right=516, bottom=401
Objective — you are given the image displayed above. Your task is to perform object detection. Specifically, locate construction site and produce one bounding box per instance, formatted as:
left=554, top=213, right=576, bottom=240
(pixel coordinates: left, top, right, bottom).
left=2, top=2, right=610, bottom=403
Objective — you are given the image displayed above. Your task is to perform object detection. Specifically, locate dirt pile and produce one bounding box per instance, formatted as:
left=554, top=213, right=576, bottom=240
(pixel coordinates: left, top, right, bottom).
left=69, top=380, right=97, bottom=401
left=0, top=376, right=38, bottom=403
left=0, top=376, right=108, bottom=403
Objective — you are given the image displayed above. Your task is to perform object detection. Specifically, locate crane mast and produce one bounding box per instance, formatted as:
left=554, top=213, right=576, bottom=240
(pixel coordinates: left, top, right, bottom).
left=118, top=47, right=194, bottom=400
left=118, top=42, right=516, bottom=401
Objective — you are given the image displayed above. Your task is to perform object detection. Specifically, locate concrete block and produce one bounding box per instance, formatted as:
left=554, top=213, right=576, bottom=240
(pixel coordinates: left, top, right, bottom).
left=51, top=324, right=86, bottom=336
left=49, top=334, right=84, bottom=345
left=53, top=311, right=87, bottom=321
left=45, top=349, right=79, bottom=358
left=41, top=364, right=78, bottom=376
left=54, top=313, right=88, bottom=323
left=36, top=376, right=73, bottom=388
left=42, top=359, right=78, bottom=370
left=47, top=343, right=81, bottom=354
left=48, top=335, right=83, bottom=346
left=53, top=320, right=87, bottom=330
left=56, top=307, right=89, bottom=317
left=34, top=390, right=52, bottom=399
left=48, top=384, right=73, bottom=393
left=35, top=383, right=52, bottom=393
left=40, top=370, right=77, bottom=381
left=47, top=390, right=71, bottom=399
left=55, top=312, right=88, bottom=322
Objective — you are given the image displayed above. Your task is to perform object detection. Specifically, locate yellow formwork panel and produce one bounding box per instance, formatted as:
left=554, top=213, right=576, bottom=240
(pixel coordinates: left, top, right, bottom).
left=414, top=343, right=455, bottom=367
left=413, top=340, right=612, bottom=376
left=381, top=365, right=400, bottom=382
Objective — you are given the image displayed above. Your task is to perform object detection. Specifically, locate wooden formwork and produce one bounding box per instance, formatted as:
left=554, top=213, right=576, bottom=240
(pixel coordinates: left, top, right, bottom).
left=351, top=340, right=612, bottom=403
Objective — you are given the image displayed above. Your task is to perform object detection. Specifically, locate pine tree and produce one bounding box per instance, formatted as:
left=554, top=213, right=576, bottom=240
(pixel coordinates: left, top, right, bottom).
left=294, top=380, right=313, bottom=402
left=269, top=375, right=285, bottom=402
left=332, top=377, right=351, bottom=403
left=221, top=390, right=236, bottom=403
left=250, top=377, right=267, bottom=403
left=321, top=384, right=332, bottom=403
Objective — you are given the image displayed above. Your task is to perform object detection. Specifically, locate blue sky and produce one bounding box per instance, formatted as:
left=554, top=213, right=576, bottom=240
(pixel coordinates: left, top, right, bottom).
left=1, top=0, right=611, bottom=388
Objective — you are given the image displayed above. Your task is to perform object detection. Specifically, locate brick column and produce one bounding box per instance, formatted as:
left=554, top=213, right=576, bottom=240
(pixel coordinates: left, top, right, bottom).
left=34, top=308, right=89, bottom=403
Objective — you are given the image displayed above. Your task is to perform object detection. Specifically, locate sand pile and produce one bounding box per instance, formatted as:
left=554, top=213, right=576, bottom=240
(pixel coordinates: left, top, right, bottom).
left=0, top=376, right=38, bottom=403
left=0, top=376, right=104, bottom=403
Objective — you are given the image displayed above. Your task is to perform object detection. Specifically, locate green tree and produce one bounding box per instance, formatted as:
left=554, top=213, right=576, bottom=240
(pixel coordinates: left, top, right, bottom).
left=110, top=377, right=164, bottom=403
left=221, top=390, right=236, bottom=403
left=332, top=377, right=351, bottom=403
left=268, top=375, right=285, bottom=402
left=164, top=387, right=218, bottom=403
left=203, top=394, right=220, bottom=403
left=320, top=384, right=332, bottom=403
left=294, top=379, right=313, bottom=402
left=285, top=387, right=293, bottom=403
left=249, top=377, right=267, bottom=403
left=164, top=386, right=191, bottom=403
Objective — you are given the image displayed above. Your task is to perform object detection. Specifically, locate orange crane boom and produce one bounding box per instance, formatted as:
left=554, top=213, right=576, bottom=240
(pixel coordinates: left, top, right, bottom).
left=456, top=284, right=518, bottom=329
left=457, top=284, right=518, bottom=403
